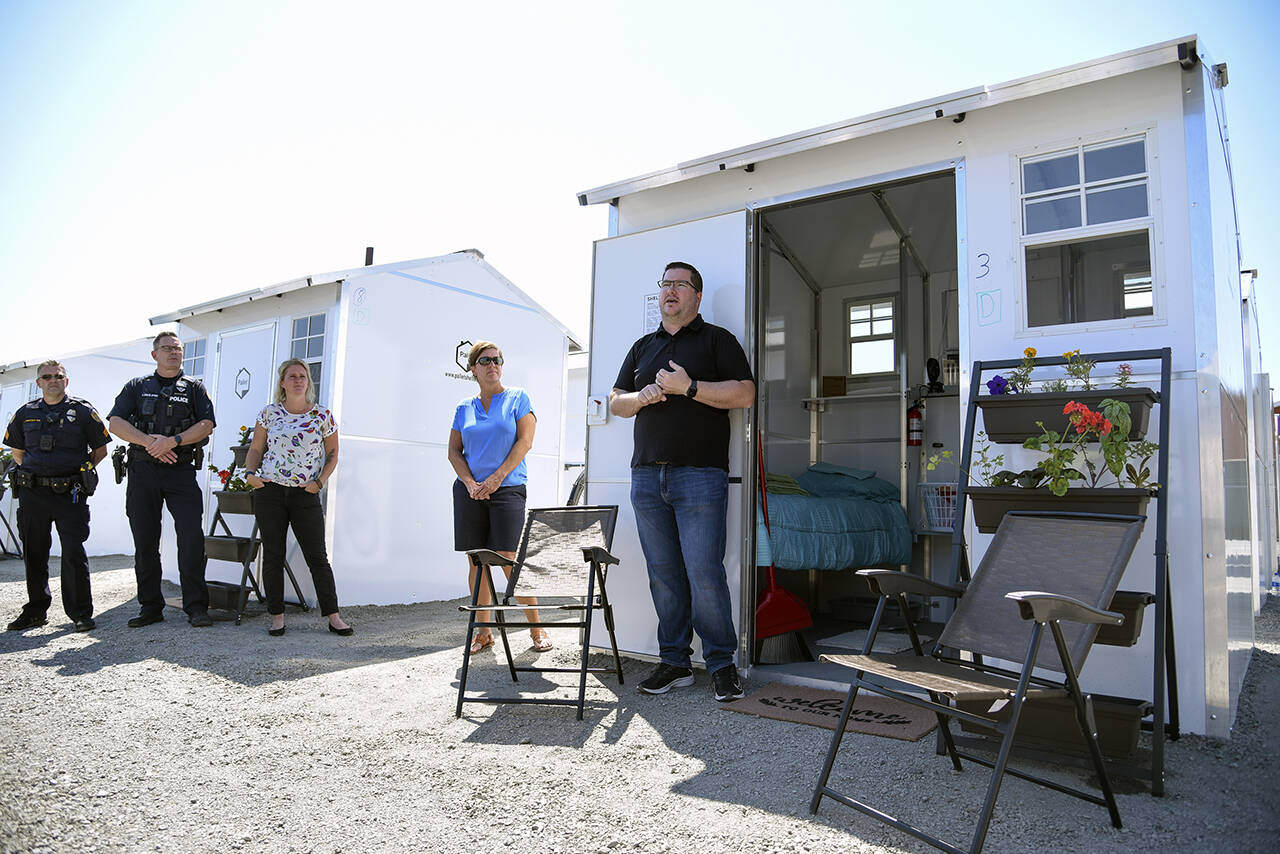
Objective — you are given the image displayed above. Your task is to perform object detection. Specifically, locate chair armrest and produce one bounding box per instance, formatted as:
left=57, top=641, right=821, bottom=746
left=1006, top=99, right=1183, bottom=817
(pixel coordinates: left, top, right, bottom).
left=582, top=546, right=619, bottom=566
left=466, top=548, right=514, bottom=568
left=1006, top=591, right=1124, bottom=625
left=856, top=569, right=965, bottom=599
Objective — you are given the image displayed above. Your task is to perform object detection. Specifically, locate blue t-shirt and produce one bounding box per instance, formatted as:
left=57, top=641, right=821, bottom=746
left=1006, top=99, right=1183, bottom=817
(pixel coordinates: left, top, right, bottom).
left=451, top=387, right=534, bottom=486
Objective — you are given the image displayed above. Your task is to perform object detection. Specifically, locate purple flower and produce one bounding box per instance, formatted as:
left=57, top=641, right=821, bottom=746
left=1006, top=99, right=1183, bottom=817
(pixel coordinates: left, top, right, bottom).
left=986, top=375, right=1013, bottom=395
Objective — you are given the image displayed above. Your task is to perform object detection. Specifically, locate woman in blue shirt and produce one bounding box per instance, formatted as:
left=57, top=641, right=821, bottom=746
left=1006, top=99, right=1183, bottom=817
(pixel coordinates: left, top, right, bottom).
left=448, top=340, right=551, bottom=654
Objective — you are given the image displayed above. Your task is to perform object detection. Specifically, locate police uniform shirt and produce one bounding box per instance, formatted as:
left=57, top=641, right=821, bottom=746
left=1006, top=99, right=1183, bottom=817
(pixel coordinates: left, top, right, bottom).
left=3, top=396, right=111, bottom=476
left=613, top=313, right=754, bottom=471
left=108, top=373, right=216, bottom=462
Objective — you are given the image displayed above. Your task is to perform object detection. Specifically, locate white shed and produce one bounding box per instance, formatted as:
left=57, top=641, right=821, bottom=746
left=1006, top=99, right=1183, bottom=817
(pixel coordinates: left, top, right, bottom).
left=577, top=36, right=1273, bottom=740
left=0, top=337, right=156, bottom=557
left=150, top=250, right=581, bottom=605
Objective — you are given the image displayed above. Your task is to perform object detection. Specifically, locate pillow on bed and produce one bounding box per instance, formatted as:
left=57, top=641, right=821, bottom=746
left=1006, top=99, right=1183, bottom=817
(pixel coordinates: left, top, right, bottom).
left=796, top=462, right=900, bottom=502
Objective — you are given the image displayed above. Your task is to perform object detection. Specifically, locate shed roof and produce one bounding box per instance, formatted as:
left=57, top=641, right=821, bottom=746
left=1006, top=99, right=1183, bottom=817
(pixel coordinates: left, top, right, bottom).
left=148, top=249, right=584, bottom=351
left=577, top=36, right=1199, bottom=206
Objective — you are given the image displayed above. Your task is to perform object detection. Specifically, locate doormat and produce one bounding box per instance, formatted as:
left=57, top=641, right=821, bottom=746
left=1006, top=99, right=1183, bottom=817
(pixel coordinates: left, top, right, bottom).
left=722, top=682, right=936, bottom=741
left=818, top=629, right=932, bottom=654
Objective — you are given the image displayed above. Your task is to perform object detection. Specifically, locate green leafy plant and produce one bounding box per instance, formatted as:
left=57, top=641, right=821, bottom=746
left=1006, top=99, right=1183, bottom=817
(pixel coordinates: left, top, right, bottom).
left=1123, top=439, right=1160, bottom=489
left=208, top=463, right=252, bottom=492
left=928, top=431, right=1006, bottom=487
left=1008, top=347, right=1037, bottom=392
left=1041, top=377, right=1070, bottom=393
left=1023, top=400, right=1128, bottom=495
left=235, top=424, right=252, bottom=445
left=1062, top=349, right=1097, bottom=390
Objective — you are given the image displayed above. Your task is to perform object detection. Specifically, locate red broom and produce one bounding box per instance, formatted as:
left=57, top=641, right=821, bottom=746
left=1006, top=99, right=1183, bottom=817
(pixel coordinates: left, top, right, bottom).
left=755, top=437, right=813, bottom=643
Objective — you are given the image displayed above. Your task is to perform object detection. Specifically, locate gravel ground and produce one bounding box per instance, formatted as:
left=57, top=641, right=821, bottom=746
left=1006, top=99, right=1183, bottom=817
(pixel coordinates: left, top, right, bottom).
left=0, top=554, right=1276, bottom=854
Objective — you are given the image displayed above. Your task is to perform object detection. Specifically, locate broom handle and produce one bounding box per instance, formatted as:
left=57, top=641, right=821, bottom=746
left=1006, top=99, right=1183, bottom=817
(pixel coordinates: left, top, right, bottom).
left=755, top=433, right=780, bottom=594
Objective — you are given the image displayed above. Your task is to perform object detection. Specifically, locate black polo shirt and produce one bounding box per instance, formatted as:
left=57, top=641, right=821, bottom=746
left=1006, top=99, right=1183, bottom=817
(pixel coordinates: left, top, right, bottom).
left=613, top=314, right=753, bottom=470
left=3, top=396, right=111, bottom=476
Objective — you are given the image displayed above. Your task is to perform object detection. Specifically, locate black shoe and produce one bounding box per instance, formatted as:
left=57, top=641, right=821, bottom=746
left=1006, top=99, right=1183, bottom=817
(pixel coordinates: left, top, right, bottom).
left=268, top=624, right=286, bottom=637
left=712, top=664, right=745, bottom=702
left=638, top=663, right=695, bottom=695
left=127, top=612, right=165, bottom=628
left=328, top=623, right=353, bottom=636
left=6, top=612, right=47, bottom=632
left=73, top=618, right=96, bottom=632
left=188, top=609, right=213, bottom=628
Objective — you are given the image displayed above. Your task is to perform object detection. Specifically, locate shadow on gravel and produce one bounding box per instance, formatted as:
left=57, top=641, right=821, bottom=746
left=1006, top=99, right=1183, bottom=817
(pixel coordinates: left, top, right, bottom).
left=458, top=649, right=641, bottom=748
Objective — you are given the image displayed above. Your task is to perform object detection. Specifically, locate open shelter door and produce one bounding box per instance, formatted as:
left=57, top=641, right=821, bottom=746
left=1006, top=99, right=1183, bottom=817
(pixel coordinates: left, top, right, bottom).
left=585, top=210, right=752, bottom=662
left=204, top=322, right=279, bottom=585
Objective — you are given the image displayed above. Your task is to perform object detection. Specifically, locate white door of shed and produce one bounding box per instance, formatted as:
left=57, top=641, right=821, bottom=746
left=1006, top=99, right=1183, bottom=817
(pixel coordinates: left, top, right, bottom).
left=586, top=210, right=751, bottom=663
left=205, top=322, right=278, bottom=584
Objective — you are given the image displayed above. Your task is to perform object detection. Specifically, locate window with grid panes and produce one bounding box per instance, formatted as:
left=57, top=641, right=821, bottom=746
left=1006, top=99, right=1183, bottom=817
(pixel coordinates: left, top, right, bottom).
left=846, top=296, right=896, bottom=376
left=290, top=314, right=325, bottom=391
left=182, top=338, right=206, bottom=378
left=1020, top=136, right=1155, bottom=328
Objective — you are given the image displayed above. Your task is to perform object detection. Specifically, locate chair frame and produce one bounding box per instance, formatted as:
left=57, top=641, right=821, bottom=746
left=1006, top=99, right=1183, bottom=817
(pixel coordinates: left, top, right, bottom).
left=810, top=512, right=1143, bottom=854
left=455, top=505, right=624, bottom=720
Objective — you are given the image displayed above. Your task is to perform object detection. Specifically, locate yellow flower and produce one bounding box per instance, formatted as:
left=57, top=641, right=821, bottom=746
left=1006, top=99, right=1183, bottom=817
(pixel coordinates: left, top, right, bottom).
left=1062, top=349, right=1080, bottom=359
left=1023, top=347, right=1037, bottom=358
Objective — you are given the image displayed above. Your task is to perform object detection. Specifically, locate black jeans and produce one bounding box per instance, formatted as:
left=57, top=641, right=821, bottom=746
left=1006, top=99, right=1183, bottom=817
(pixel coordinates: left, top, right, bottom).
left=125, top=462, right=208, bottom=616
left=252, top=482, right=339, bottom=616
left=16, top=484, right=92, bottom=621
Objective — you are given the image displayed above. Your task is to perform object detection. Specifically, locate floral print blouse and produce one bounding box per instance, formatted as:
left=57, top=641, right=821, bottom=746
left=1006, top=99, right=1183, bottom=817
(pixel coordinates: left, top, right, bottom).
left=256, top=403, right=337, bottom=487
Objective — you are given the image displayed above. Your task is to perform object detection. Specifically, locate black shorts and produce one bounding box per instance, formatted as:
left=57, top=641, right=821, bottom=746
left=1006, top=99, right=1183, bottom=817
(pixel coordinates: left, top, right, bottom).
left=452, top=481, right=527, bottom=552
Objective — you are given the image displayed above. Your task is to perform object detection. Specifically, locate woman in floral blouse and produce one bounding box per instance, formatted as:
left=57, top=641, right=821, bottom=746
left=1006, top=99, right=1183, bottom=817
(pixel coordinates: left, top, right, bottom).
left=244, top=359, right=352, bottom=637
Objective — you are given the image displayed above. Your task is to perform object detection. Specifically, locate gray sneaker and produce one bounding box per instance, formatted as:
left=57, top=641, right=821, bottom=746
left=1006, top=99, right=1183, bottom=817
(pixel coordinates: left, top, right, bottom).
left=638, top=663, right=695, bottom=694
left=712, top=664, right=745, bottom=702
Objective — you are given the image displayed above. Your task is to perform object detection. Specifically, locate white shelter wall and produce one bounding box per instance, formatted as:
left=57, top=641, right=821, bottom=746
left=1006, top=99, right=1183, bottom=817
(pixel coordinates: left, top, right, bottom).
left=330, top=262, right=568, bottom=604
left=1, top=340, right=155, bottom=558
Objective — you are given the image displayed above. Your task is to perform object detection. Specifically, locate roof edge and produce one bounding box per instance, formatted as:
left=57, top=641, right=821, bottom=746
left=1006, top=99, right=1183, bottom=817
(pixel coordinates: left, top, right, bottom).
left=577, top=35, right=1198, bottom=206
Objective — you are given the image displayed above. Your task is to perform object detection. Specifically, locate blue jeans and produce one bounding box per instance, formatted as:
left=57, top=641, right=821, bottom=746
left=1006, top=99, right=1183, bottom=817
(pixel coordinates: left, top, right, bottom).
left=630, top=464, right=737, bottom=674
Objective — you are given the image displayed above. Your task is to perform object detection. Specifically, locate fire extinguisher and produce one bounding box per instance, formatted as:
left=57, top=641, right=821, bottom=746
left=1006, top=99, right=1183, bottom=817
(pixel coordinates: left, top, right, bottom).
left=907, top=402, right=923, bottom=447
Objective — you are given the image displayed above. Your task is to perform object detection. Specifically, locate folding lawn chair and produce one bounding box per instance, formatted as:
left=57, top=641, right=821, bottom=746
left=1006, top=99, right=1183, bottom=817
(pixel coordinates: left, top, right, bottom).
left=456, top=505, right=623, bottom=720
left=810, top=511, right=1145, bottom=854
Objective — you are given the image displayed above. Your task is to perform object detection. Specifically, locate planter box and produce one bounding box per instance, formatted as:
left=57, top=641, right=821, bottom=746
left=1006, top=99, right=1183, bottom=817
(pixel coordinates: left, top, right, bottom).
left=207, top=580, right=252, bottom=612
left=958, top=694, right=1152, bottom=759
left=204, top=535, right=256, bottom=563
left=213, top=490, right=255, bottom=515
left=1096, top=590, right=1155, bottom=647
left=977, top=387, right=1157, bottom=443
left=230, top=444, right=250, bottom=468
left=966, top=486, right=1151, bottom=533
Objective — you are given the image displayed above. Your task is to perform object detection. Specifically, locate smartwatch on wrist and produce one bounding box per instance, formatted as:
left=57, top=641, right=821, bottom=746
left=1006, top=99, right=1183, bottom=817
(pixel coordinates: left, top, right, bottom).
left=172, top=433, right=183, bottom=447
left=685, top=379, right=698, bottom=399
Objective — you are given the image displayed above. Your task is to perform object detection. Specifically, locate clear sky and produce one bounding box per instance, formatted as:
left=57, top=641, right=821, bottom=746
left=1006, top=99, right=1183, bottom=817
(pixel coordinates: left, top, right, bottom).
left=1, top=1, right=1278, bottom=379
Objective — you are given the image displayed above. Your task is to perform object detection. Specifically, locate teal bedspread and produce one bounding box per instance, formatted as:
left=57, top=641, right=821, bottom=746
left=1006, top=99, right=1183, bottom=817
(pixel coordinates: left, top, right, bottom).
left=756, top=494, right=912, bottom=570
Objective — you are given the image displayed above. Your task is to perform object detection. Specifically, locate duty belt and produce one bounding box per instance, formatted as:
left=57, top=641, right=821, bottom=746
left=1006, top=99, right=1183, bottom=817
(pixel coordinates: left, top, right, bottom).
left=127, top=444, right=202, bottom=467
left=10, top=470, right=78, bottom=492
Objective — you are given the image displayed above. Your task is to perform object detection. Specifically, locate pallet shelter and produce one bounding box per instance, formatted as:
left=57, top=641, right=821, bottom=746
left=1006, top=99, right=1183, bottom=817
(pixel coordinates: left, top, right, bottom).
left=575, top=36, right=1274, bottom=738
left=148, top=250, right=581, bottom=606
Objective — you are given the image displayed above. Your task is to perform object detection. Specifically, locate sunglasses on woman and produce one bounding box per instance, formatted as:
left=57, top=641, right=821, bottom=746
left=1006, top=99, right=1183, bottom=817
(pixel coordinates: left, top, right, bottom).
left=475, top=356, right=504, bottom=366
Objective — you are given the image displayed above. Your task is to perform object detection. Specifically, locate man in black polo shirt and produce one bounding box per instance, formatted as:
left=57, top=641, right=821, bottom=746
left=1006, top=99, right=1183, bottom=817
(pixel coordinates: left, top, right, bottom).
left=610, top=261, right=755, bottom=702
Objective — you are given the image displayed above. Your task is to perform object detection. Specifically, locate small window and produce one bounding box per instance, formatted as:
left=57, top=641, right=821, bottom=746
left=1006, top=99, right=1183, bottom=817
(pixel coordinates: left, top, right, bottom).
left=1020, top=134, right=1156, bottom=329
left=846, top=297, right=896, bottom=376
left=1025, top=232, right=1153, bottom=328
left=183, top=338, right=206, bottom=378
left=290, top=313, right=325, bottom=392
left=1021, top=137, right=1149, bottom=236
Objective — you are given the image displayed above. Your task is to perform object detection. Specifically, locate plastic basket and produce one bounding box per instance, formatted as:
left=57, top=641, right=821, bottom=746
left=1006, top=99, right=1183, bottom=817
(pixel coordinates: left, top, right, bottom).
left=919, top=482, right=958, bottom=531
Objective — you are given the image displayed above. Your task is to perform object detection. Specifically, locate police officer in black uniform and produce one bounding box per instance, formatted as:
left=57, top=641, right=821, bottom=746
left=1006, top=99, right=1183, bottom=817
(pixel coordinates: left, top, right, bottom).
left=107, top=332, right=216, bottom=628
left=3, top=360, right=111, bottom=632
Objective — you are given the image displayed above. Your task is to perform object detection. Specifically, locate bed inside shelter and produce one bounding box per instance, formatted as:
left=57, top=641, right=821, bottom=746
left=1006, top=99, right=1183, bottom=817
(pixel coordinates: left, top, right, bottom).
left=751, top=169, right=962, bottom=680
